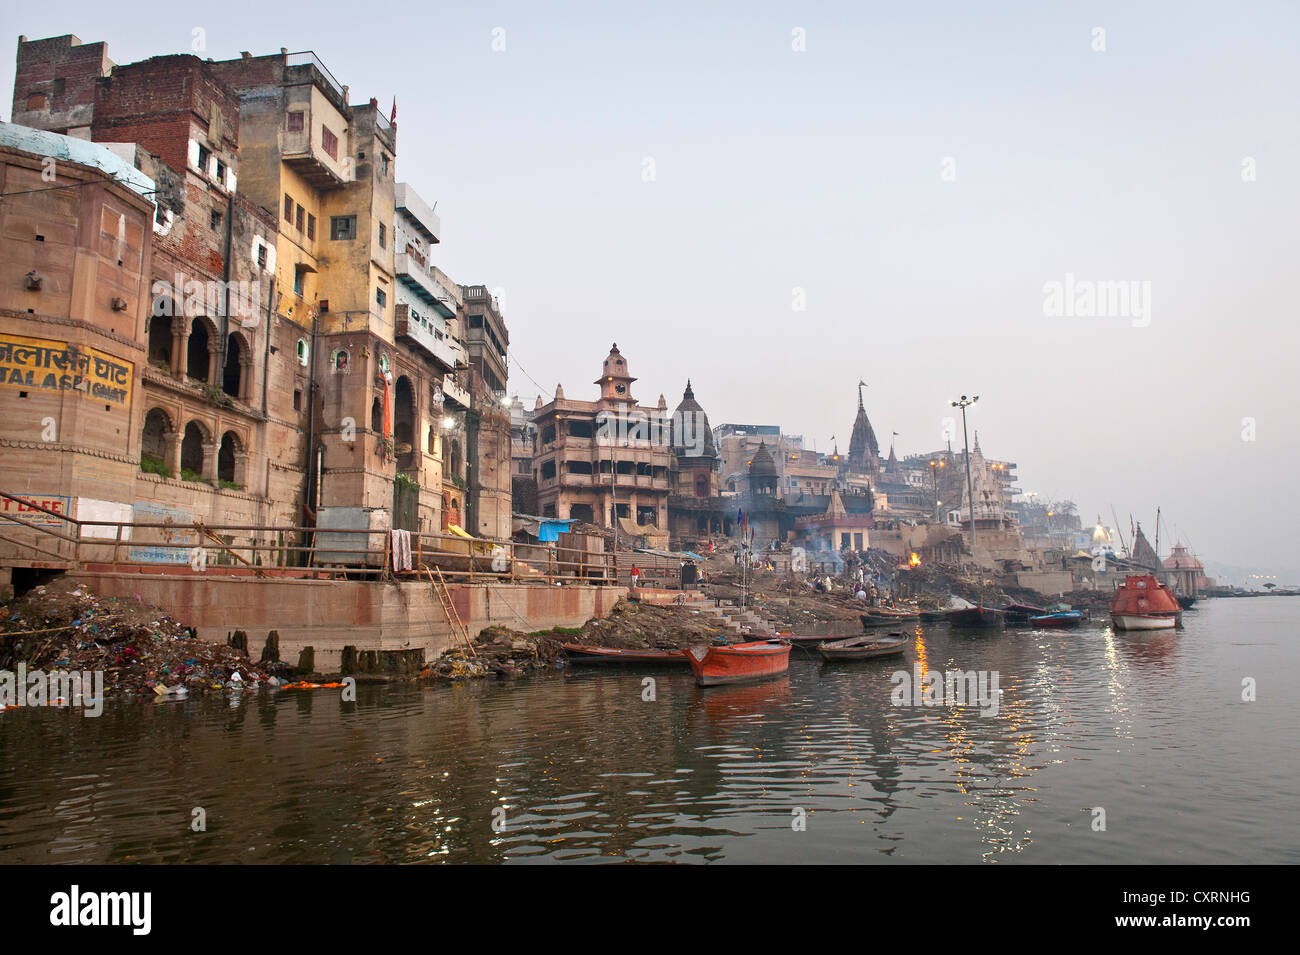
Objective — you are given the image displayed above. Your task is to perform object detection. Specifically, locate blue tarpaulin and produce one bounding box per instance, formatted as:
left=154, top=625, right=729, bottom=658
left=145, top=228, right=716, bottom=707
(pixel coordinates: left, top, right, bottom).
left=537, top=519, right=573, bottom=543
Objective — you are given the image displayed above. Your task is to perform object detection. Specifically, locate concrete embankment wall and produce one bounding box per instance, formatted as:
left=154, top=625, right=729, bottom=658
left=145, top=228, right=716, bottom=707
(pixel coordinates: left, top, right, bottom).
left=70, top=570, right=624, bottom=672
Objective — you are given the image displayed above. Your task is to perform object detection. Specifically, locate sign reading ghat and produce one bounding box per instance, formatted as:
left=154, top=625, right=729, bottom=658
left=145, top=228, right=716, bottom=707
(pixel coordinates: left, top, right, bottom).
left=0, top=334, right=133, bottom=407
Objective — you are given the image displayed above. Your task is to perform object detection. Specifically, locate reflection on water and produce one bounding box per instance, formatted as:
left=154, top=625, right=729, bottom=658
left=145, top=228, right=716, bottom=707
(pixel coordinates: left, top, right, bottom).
left=1, top=599, right=1298, bottom=864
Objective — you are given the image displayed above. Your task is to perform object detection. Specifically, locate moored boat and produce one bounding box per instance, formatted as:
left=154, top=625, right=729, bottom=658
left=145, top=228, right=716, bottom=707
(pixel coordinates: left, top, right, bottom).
left=861, top=608, right=920, bottom=628
left=818, top=633, right=909, bottom=661
left=562, top=642, right=690, bottom=667
left=782, top=632, right=847, bottom=645
left=1028, top=610, right=1083, bottom=628
left=946, top=605, right=1005, bottom=628
left=682, top=639, right=791, bottom=686
left=1002, top=602, right=1046, bottom=624
left=1110, top=574, right=1181, bottom=631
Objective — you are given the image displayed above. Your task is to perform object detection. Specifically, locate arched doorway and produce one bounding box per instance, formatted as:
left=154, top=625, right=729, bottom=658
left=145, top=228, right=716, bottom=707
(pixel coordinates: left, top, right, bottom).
left=141, top=408, right=171, bottom=472
left=180, top=421, right=206, bottom=478
left=186, top=320, right=211, bottom=381
left=394, top=375, right=414, bottom=451
left=148, top=312, right=173, bottom=368
left=217, top=431, right=241, bottom=486
left=222, top=333, right=245, bottom=398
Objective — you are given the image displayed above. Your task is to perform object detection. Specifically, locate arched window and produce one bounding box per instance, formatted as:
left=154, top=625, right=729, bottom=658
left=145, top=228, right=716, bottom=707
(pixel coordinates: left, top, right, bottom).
left=370, top=396, right=383, bottom=433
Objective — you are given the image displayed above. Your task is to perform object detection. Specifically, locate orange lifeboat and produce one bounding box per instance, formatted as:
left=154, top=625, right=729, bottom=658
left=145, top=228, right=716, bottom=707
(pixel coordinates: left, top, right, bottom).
left=1110, top=574, right=1182, bottom=631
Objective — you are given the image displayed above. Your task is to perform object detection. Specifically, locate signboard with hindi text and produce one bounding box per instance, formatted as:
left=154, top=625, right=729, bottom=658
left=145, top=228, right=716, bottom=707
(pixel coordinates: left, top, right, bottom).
left=0, top=334, right=133, bottom=407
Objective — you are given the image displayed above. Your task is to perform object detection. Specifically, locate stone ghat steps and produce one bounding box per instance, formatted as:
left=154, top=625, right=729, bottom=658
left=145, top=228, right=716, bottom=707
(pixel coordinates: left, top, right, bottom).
left=694, top=603, right=780, bottom=636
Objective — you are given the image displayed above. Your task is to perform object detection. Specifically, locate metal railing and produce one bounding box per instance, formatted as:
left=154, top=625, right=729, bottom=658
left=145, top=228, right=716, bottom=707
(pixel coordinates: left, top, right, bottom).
left=0, top=491, right=695, bottom=588
left=285, top=51, right=345, bottom=102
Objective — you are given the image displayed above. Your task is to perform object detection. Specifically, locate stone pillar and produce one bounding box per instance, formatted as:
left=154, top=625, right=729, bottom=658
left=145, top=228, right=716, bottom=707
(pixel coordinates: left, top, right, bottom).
left=233, top=451, right=250, bottom=489
left=172, top=319, right=188, bottom=377
left=163, top=430, right=182, bottom=477
left=207, top=339, right=220, bottom=387
left=202, top=440, right=218, bottom=484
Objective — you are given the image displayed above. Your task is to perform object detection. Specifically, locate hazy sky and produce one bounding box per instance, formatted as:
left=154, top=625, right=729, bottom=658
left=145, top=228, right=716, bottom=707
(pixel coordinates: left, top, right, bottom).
left=5, top=2, right=1297, bottom=571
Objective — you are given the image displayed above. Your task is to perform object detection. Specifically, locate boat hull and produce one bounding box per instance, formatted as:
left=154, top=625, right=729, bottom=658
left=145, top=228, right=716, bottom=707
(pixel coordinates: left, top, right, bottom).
left=683, top=640, right=791, bottom=686
left=1111, top=613, right=1178, bottom=631
left=562, top=643, right=690, bottom=666
left=946, top=606, right=1005, bottom=628
left=1109, top=574, right=1182, bottom=631
left=1029, top=611, right=1083, bottom=628
left=819, top=635, right=908, bottom=661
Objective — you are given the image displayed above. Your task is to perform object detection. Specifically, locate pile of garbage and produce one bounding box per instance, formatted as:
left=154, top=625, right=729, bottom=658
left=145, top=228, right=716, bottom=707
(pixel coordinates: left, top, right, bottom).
left=430, top=598, right=731, bottom=680
left=1, top=578, right=283, bottom=698
left=572, top=599, right=723, bottom=649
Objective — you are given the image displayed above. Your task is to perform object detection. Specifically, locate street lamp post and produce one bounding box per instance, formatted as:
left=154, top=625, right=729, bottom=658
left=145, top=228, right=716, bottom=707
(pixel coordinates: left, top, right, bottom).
left=950, top=395, right=979, bottom=548
left=928, top=459, right=944, bottom=523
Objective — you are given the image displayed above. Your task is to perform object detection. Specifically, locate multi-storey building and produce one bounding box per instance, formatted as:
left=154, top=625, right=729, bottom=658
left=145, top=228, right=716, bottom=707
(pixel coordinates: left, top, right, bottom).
left=532, top=344, right=672, bottom=544
left=459, top=285, right=511, bottom=539
left=0, top=124, right=156, bottom=580
left=9, top=40, right=295, bottom=543
left=4, top=34, right=511, bottom=574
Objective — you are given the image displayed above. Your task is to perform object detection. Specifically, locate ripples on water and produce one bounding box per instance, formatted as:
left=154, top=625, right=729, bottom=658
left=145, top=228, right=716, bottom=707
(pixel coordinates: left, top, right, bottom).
left=1, top=599, right=1297, bottom=864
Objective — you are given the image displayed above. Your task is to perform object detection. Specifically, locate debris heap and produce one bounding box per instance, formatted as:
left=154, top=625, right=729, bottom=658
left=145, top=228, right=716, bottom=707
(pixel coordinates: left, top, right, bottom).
left=1, top=578, right=283, bottom=697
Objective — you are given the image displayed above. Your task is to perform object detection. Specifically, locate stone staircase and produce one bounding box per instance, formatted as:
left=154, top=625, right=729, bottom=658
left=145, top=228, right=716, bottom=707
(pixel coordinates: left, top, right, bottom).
left=694, top=602, right=781, bottom=637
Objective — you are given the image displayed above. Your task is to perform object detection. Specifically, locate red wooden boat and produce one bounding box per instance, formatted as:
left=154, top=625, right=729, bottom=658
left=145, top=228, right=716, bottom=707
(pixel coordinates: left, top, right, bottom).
left=562, top=642, right=690, bottom=667
left=1110, top=575, right=1182, bottom=631
left=682, top=639, right=791, bottom=686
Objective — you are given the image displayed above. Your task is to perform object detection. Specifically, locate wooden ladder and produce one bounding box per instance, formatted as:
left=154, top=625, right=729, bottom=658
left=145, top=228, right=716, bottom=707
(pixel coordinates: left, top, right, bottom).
left=425, top=564, right=476, bottom=656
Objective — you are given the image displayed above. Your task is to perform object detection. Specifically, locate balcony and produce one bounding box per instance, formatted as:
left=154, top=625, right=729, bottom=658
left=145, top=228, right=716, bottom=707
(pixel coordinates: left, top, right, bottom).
left=441, top=373, right=470, bottom=409
left=395, top=304, right=467, bottom=371
left=395, top=183, right=441, bottom=245
left=395, top=253, right=459, bottom=319
left=281, top=120, right=349, bottom=190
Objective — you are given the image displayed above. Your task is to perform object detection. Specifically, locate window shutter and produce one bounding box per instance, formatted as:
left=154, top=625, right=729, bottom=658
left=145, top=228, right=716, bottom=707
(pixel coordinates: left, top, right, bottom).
left=227, top=169, right=237, bottom=193
left=188, top=139, right=201, bottom=170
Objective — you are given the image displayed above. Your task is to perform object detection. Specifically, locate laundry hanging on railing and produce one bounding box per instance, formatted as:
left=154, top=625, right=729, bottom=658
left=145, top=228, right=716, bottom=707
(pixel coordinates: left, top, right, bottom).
left=390, top=528, right=412, bottom=572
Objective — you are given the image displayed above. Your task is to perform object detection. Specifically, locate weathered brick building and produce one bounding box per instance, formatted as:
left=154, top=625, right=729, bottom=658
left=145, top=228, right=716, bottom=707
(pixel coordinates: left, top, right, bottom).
left=2, top=35, right=511, bottom=585
left=0, top=123, right=156, bottom=577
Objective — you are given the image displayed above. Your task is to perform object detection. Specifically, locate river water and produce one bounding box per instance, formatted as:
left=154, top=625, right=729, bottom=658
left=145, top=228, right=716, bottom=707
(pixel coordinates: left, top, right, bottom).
left=1, top=597, right=1296, bottom=864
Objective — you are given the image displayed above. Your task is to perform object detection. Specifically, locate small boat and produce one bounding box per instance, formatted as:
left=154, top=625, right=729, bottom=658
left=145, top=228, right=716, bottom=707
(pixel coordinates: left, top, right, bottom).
left=1028, top=610, right=1083, bottom=628
left=562, top=642, right=689, bottom=667
left=1002, top=602, right=1046, bottom=624
left=818, top=633, right=909, bottom=661
left=918, top=610, right=947, bottom=623
left=1110, top=574, right=1182, bottom=630
left=861, top=610, right=920, bottom=628
left=1176, top=595, right=1198, bottom=610
left=781, top=633, right=847, bottom=645
left=946, top=605, right=1005, bottom=628
left=682, top=639, right=791, bottom=687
